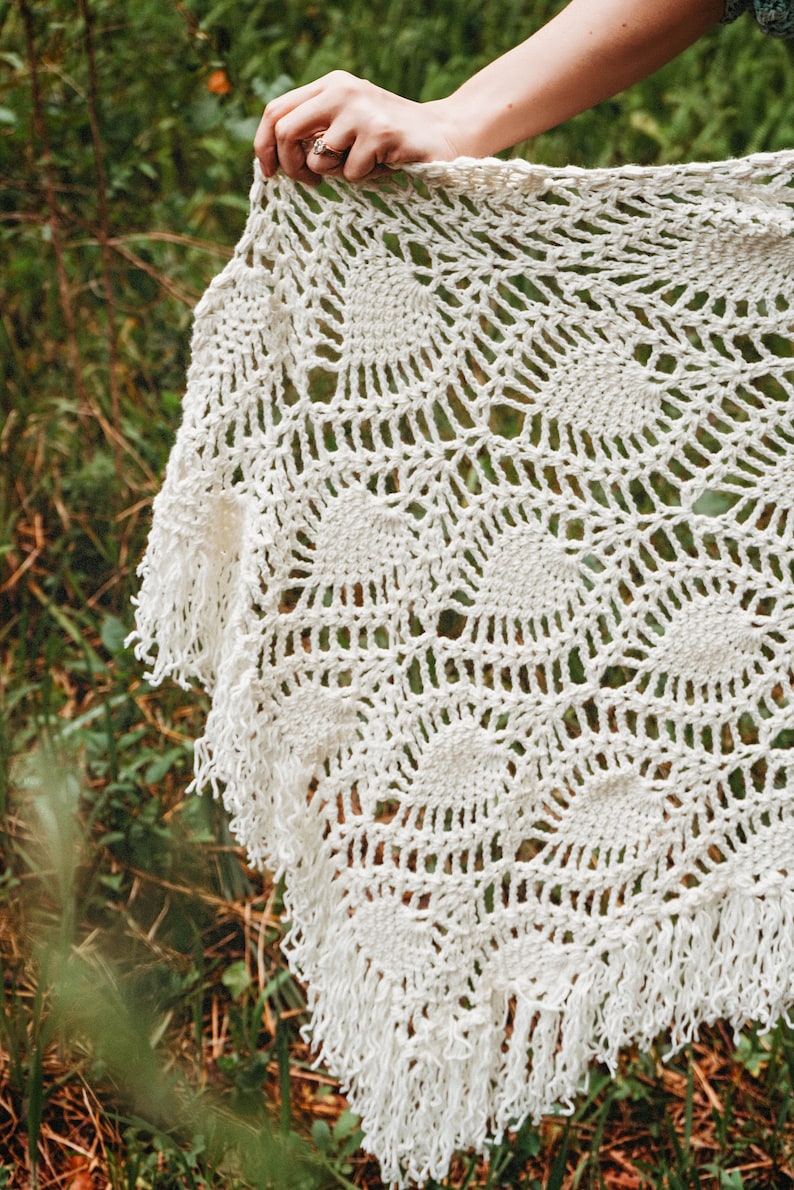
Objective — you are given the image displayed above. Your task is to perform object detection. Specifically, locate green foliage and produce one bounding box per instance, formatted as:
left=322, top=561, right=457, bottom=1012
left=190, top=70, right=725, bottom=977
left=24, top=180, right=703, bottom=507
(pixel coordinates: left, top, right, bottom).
left=2, top=0, right=794, bottom=1185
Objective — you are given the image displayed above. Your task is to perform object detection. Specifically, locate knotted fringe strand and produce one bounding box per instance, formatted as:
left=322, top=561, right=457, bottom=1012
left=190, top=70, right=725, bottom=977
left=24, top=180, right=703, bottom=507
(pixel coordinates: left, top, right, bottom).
left=183, top=713, right=794, bottom=1186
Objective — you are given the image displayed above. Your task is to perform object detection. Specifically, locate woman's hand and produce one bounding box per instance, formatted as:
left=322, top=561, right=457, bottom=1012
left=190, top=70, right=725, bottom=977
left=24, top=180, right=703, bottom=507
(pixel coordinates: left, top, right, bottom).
left=254, top=0, right=725, bottom=186
left=254, top=71, right=464, bottom=184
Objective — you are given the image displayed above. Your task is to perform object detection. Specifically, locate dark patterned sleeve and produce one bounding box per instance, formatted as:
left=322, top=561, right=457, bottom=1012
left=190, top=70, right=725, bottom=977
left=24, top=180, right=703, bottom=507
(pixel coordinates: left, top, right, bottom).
left=722, top=0, right=794, bottom=36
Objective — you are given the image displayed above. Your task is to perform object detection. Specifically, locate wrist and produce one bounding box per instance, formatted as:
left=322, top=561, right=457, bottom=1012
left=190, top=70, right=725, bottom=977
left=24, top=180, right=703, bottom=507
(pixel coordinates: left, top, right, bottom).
left=425, top=93, right=506, bottom=160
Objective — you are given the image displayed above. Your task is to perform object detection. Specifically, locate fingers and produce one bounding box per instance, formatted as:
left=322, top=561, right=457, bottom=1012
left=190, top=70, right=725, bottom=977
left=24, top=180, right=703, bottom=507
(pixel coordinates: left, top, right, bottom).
left=273, top=92, right=352, bottom=177
left=255, top=71, right=404, bottom=184
left=253, top=81, right=319, bottom=178
left=253, top=70, right=453, bottom=185
left=253, top=107, right=280, bottom=179
left=254, top=72, right=353, bottom=180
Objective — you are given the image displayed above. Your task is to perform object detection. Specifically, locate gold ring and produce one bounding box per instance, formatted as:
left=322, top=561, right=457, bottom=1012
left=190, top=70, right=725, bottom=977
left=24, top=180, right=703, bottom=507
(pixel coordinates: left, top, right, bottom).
left=311, top=137, right=349, bottom=162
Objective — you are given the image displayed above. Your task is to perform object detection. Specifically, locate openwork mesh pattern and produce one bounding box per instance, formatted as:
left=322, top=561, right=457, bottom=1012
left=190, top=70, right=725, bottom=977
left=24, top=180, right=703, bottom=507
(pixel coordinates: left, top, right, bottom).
left=133, top=153, right=794, bottom=1186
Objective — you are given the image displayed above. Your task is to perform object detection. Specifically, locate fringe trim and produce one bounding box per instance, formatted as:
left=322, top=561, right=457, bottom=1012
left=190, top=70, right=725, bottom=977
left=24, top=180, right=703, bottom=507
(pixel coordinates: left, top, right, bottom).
left=184, top=722, right=794, bottom=1186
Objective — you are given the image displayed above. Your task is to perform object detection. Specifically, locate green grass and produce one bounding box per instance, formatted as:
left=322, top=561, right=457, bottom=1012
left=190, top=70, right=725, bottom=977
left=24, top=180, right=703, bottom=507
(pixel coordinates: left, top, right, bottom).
left=1, top=0, right=794, bottom=1185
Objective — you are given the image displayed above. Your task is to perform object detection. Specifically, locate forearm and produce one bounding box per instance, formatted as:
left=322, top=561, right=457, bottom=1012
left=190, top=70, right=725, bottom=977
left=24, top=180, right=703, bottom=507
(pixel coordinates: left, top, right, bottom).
left=256, top=0, right=726, bottom=180
left=437, top=0, right=725, bottom=157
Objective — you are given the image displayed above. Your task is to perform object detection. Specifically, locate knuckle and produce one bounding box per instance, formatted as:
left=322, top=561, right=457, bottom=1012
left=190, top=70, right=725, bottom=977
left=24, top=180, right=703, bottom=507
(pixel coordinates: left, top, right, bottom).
left=370, top=120, right=394, bottom=148
left=326, top=69, right=353, bottom=85
left=326, top=69, right=361, bottom=99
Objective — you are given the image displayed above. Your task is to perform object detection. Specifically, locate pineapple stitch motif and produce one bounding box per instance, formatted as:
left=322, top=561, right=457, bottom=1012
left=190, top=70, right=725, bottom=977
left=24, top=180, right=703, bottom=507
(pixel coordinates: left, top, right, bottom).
left=133, top=152, right=794, bottom=1187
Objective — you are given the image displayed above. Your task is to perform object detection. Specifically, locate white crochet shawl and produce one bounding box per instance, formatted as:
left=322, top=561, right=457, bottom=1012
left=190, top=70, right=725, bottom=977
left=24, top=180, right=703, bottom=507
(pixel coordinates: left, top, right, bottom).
left=133, top=152, right=794, bottom=1186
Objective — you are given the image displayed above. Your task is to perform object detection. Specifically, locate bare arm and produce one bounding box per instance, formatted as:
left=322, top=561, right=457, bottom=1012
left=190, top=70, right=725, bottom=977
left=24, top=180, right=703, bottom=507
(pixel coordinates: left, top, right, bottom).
left=443, top=0, right=725, bottom=155
left=254, top=0, right=725, bottom=183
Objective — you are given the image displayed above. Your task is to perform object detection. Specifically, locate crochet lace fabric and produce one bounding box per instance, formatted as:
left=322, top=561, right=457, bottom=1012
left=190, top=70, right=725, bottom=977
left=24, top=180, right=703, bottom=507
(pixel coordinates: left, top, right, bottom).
left=133, top=152, right=794, bottom=1186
